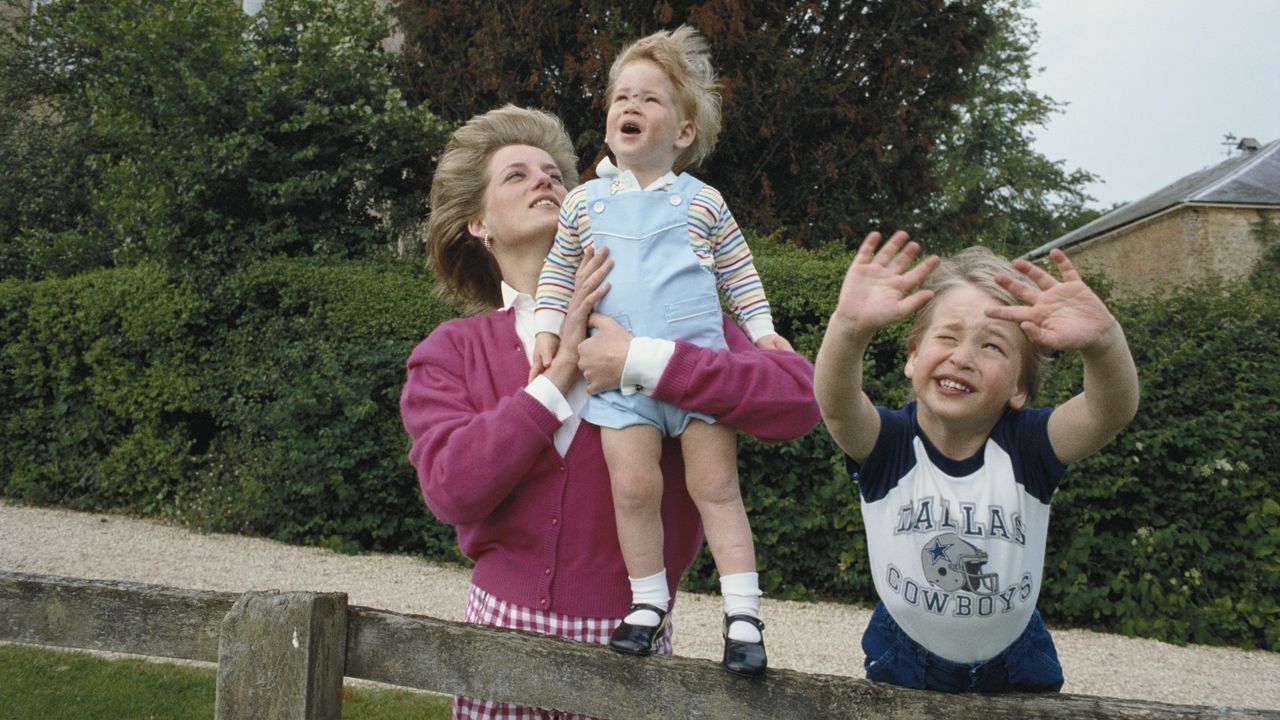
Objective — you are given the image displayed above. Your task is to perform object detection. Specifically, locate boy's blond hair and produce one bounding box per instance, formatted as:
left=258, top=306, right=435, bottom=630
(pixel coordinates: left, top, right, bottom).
left=607, top=25, right=721, bottom=173
left=907, top=246, right=1051, bottom=402
left=426, top=105, right=579, bottom=311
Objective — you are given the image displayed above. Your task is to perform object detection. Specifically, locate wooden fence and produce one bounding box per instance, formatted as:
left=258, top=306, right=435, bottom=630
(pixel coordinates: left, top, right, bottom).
left=2, top=570, right=1276, bottom=720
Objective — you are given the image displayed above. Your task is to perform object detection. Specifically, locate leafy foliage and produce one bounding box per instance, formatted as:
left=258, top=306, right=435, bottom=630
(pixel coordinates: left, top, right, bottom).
left=187, top=257, right=459, bottom=555
left=914, top=0, right=1102, bottom=257
left=1248, top=210, right=1280, bottom=294
left=0, top=263, right=206, bottom=512
left=0, top=0, right=448, bottom=279
left=1039, top=282, right=1280, bottom=649
left=394, top=0, right=993, bottom=244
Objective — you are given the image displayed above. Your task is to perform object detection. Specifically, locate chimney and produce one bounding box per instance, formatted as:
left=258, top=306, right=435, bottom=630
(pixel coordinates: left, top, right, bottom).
left=1237, top=137, right=1261, bottom=153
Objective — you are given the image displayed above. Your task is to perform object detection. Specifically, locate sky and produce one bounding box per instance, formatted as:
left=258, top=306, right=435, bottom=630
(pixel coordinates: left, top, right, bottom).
left=1023, top=0, right=1280, bottom=209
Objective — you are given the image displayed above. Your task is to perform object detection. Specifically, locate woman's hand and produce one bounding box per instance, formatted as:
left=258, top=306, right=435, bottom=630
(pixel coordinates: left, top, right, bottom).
left=542, top=246, right=611, bottom=395
left=577, top=313, right=633, bottom=393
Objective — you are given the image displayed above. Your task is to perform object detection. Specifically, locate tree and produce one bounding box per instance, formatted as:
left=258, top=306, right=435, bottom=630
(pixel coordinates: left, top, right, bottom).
left=394, top=0, right=994, bottom=245
left=0, top=0, right=449, bottom=279
left=909, top=0, right=1102, bottom=257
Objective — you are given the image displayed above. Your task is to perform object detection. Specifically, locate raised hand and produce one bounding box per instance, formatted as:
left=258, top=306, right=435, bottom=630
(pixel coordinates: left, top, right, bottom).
left=986, top=249, right=1119, bottom=353
left=833, top=231, right=939, bottom=335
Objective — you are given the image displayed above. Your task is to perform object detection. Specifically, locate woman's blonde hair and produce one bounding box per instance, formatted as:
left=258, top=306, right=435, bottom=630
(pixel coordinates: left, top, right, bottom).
left=907, top=246, right=1051, bottom=402
left=607, top=25, right=721, bottom=173
left=426, top=105, right=579, bottom=311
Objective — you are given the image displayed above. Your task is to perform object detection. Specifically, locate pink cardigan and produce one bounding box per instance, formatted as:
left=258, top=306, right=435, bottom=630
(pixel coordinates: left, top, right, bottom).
left=400, top=310, right=819, bottom=617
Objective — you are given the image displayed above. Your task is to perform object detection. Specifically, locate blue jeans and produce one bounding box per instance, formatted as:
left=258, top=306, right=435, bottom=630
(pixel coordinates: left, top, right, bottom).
left=861, top=602, right=1064, bottom=693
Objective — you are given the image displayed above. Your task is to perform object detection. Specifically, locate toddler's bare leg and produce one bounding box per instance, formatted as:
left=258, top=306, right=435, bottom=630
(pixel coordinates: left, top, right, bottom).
left=681, top=420, right=755, bottom=576
left=601, top=424, right=666, bottom=580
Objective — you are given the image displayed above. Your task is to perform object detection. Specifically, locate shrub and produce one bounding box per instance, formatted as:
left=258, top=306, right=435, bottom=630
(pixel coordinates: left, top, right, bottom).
left=183, top=257, right=460, bottom=556
left=1039, top=282, right=1280, bottom=649
left=0, top=0, right=449, bottom=280
left=0, top=264, right=206, bottom=511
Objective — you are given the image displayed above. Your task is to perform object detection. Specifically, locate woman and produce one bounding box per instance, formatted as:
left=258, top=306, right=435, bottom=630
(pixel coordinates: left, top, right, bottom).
left=400, top=105, right=819, bottom=718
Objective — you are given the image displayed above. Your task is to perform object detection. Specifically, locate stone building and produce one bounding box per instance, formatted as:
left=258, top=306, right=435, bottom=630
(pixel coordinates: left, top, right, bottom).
left=1027, top=137, right=1279, bottom=298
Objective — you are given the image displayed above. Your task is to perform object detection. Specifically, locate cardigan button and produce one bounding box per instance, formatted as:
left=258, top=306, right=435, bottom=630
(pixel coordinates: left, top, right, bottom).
left=539, top=598, right=548, bottom=607
left=592, top=201, right=605, bottom=213
left=544, top=568, right=552, bottom=576
left=550, top=517, right=558, bottom=526
left=669, top=195, right=682, bottom=206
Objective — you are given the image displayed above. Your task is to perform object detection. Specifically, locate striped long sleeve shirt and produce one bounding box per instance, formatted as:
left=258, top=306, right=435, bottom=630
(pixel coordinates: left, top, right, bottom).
left=534, top=171, right=776, bottom=342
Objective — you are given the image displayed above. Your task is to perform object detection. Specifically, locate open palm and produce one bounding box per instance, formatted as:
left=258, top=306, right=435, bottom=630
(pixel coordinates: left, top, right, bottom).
left=987, top=249, right=1117, bottom=352
left=835, top=231, right=939, bottom=332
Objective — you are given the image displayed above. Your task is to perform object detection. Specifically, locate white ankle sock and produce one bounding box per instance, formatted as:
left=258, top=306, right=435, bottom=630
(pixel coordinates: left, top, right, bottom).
left=625, top=569, right=670, bottom=627
left=720, top=572, right=763, bottom=643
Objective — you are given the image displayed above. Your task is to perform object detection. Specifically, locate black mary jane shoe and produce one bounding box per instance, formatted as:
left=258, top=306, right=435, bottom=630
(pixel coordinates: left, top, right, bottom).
left=722, top=614, right=767, bottom=678
left=609, top=603, right=669, bottom=656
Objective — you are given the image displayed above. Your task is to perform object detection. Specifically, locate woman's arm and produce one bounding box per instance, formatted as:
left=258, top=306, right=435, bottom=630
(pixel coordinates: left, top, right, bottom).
left=400, top=325, right=561, bottom=526
left=654, top=319, right=820, bottom=443
left=575, top=311, right=819, bottom=443
left=401, top=248, right=613, bottom=526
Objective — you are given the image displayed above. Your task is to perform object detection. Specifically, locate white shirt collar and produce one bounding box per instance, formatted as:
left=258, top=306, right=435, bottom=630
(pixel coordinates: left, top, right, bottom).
left=595, top=156, right=677, bottom=193
left=496, top=280, right=522, bottom=308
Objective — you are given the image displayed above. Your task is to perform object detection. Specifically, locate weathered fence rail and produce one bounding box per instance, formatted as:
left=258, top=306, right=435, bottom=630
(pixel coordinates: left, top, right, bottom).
left=1, top=570, right=1275, bottom=720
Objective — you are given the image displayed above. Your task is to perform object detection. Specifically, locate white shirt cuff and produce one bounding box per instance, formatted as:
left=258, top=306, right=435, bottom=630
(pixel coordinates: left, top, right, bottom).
left=525, top=374, right=574, bottom=422
left=533, top=309, right=566, bottom=337
left=743, top=316, right=777, bottom=344
left=620, top=337, right=676, bottom=396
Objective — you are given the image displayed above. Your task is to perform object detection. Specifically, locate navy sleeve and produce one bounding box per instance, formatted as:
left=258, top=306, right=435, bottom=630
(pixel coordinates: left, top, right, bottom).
left=994, top=406, right=1067, bottom=504
left=846, top=405, right=917, bottom=503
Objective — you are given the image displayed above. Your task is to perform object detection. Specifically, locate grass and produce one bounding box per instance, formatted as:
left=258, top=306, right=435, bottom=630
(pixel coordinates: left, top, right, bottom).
left=0, top=643, right=452, bottom=720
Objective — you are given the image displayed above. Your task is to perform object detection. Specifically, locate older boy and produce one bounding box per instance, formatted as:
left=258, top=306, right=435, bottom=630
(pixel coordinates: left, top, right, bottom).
left=815, top=231, right=1138, bottom=692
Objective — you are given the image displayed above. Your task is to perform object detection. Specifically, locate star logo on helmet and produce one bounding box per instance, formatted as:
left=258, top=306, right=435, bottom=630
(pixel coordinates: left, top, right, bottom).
left=925, top=537, right=954, bottom=565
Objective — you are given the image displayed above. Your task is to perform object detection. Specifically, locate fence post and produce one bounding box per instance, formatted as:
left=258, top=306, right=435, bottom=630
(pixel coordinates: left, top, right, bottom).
left=214, top=590, right=348, bottom=720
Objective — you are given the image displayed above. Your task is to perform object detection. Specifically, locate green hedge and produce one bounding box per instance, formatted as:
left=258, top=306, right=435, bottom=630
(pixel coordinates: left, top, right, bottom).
left=0, top=258, right=460, bottom=559
left=1038, top=283, right=1279, bottom=650
left=2, top=248, right=1277, bottom=650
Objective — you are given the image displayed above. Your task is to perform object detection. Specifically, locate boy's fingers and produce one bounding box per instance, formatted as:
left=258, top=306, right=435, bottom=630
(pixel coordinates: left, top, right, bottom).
left=873, top=230, right=910, bottom=265
left=995, top=272, right=1041, bottom=304
left=900, top=253, right=940, bottom=286
left=1049, top=248, right=1082, bottom=283
left=853, top=231, right=882, bottom=264
left=898, top=289, right=936, bottom=316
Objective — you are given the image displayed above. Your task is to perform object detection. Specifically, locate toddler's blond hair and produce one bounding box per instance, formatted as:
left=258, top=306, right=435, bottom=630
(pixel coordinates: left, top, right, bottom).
left=607, top=25, right=721, bottom=172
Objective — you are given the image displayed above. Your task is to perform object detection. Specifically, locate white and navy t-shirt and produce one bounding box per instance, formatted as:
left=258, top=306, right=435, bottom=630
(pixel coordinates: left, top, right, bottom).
left=848, top=401, right=1067, bottom=663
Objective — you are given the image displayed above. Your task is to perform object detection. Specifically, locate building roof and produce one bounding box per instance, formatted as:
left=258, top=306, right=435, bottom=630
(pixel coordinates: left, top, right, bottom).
left=1028, top=137, right=1280, bottom=259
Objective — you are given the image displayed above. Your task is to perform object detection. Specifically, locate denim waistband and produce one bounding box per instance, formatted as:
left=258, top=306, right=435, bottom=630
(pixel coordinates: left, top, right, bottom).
left=875, top=603, right=1039, bottom=688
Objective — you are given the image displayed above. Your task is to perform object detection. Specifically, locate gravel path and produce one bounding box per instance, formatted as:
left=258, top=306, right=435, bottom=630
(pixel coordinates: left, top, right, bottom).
left=3, top=501, right=1277, bottom=712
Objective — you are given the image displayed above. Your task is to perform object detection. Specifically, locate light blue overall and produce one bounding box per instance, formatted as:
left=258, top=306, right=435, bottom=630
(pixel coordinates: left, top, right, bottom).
left=581, top=173, right=726, bottom=436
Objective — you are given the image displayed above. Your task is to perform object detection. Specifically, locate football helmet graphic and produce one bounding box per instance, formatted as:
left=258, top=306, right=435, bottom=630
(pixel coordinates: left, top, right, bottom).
left=920, top=532, right=1000, bottom=595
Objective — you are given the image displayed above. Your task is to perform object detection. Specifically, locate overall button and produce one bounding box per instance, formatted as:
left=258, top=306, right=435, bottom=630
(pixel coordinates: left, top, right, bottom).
left=592, top=201, right=605, bottom=213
